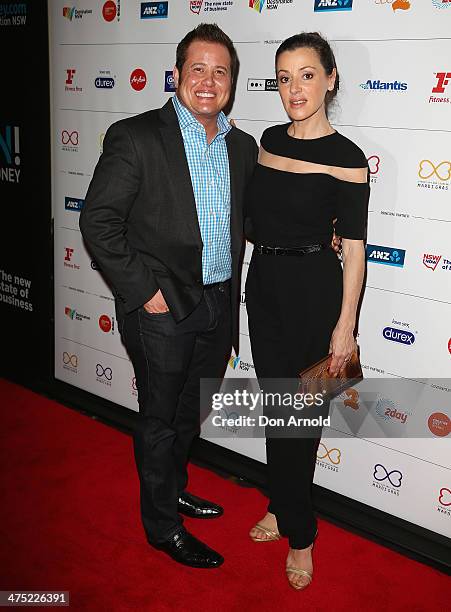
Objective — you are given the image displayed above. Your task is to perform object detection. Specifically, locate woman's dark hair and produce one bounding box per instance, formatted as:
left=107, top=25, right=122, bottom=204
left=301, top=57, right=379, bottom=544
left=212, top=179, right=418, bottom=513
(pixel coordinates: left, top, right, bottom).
left=275, top=32, right=339, bottom=112
left=176, top=23, right=238, bottom=82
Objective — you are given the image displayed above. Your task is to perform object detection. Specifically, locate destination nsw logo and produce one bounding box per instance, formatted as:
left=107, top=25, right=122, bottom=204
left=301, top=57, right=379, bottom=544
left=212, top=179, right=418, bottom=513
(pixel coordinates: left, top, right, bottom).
left=360, top=79, right=407, bottom=92
left=366, top=244, right=406, bottom=267
left=314, top=0, right=353, bottom=12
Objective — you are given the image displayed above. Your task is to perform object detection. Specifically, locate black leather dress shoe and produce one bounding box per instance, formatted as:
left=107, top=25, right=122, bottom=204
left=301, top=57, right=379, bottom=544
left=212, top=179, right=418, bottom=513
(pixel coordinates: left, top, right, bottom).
left=153, top=528, right=224, bottom=568
left=178, top=491, right=224, bottom=519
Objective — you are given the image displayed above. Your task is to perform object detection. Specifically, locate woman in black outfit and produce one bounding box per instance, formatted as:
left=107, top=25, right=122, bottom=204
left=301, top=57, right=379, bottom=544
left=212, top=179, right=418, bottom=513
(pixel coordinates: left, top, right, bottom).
left=245, top=33, right=369, bottom=590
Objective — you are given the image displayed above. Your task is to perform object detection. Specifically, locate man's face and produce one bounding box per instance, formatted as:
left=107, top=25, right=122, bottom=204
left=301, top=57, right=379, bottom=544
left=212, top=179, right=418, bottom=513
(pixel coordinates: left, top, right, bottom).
left=174, top=40, right=232, bottom=124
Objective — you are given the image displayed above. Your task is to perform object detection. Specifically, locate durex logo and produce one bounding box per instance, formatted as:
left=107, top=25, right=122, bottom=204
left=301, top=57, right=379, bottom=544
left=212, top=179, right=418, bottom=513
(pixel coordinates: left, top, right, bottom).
left=141, top=1, right=168, bottom=18
left=366, top=244, right=406, bottom=268
left=95, top=77, right=115, bottom=89
left=383, top=327, right=415, bottom=345
left=164, top=70, right=175, bottom=92
left=65, top=197, right=84, bottom=212
left=314, top=0, right=353, bottom=11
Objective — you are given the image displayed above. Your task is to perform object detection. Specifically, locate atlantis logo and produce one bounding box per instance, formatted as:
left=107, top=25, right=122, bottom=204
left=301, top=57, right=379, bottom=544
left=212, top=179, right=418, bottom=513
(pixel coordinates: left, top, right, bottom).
left=360, top=79, right=407, bottom=92
left=314, top=0, right=353, bottom=12
left=366, top=244, right=406, bottom=267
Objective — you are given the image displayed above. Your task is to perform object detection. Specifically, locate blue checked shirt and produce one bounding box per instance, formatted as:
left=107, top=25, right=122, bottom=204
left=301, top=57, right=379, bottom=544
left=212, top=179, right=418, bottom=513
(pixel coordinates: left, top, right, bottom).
left=172, top=95, right=232, bottom=285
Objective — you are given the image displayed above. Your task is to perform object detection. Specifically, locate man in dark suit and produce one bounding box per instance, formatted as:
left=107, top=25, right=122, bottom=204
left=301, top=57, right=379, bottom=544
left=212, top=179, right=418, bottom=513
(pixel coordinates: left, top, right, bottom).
left=79, top=24, right=257, bottom=568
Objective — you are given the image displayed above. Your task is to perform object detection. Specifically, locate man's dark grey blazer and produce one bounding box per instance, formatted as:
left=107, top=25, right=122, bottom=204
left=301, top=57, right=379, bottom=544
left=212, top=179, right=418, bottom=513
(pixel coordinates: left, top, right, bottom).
left=79, top=99, right=258, bottom=350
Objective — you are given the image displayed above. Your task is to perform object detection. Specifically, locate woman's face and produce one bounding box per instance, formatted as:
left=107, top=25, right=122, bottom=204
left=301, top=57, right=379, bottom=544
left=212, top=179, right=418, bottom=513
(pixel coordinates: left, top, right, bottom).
left=276, top=47, right=336, bottom=122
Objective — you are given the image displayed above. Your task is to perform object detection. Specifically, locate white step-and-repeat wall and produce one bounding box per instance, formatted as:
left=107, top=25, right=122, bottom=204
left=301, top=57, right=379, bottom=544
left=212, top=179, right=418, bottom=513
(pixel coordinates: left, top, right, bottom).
left=50, top=1, right=451, bottom=539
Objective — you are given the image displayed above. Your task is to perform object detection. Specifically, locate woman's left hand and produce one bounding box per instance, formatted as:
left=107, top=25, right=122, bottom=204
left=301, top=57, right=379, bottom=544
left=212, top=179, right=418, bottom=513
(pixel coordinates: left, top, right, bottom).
left=328, top=325, right=356, bottom=376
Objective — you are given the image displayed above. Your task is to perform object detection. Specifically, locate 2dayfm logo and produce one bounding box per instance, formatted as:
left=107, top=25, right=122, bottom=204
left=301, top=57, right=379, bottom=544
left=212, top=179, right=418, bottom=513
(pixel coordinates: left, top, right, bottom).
left=432, top=0, right=451, bottom=8
left=141, top=2, right=168, bottom=19
left=247, top=78, right=278, bottom=91
left=366, top=244, right=406, bottom=267
left=0, top=125, right=21, bottom=184
left=417, top=159, right=450, bottom=191
left=164, top=71, right=176, bottom=92
left=130, top=68, right=147, bottom=91
left=375, top=398, right=410, bottom=425
left=314, top=0, right=352, bottom=12
left=429, top=72, right=451, bottom=104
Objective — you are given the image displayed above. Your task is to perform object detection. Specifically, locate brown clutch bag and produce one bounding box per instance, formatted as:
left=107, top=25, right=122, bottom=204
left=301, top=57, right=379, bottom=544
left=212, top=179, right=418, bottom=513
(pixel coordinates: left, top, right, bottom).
left=298, top=347, right=363, bottom=399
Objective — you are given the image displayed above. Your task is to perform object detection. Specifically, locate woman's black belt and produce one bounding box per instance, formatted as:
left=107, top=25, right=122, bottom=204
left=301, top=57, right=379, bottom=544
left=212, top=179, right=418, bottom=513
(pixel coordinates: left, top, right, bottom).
left=254, top=243, right=328, bottom=256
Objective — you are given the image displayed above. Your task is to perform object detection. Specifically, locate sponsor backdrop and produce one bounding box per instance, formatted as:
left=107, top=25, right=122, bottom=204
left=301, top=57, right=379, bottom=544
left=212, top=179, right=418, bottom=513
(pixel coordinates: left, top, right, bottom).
left=1, top=0, right=52, bottom=385
left=50, top=0, right=451, bottom=540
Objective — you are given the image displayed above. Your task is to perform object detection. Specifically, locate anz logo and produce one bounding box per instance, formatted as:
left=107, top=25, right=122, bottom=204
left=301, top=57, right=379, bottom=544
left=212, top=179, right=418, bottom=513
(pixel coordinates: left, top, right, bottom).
left=366, top=244, right=406, bottom=268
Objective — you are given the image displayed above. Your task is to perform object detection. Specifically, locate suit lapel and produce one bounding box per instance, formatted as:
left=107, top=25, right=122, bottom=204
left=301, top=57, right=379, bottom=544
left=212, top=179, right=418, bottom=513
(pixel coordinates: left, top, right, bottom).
left=158, top=101, right=202, bottom=248
left=226, top=130, right=243, bottom=254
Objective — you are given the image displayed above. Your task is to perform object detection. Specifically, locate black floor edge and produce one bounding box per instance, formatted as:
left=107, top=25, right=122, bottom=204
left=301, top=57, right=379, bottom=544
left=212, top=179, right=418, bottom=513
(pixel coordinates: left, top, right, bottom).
left=4, top=373, right=450, bottom=575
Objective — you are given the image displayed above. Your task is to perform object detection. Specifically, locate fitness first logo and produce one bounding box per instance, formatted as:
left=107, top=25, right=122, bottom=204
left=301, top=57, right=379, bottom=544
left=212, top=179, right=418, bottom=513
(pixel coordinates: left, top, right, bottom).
left=65, top=68, right=82, bottom=93
left=429, top=72, right=451, bottom=104
left=314, top=0, right=352, bottom=12
left=190, top=1, right=234, bottom=15
left=63, top=247, right=80, bottom=271
left=247, top=78, right=278, bottom=92
left=0, top=125, right=21, bottom=184
left=417, top=159, right=450, bottom=191
left=372, top=463, right=403, bottom=496
left=316, top=443, right=341, bottom=473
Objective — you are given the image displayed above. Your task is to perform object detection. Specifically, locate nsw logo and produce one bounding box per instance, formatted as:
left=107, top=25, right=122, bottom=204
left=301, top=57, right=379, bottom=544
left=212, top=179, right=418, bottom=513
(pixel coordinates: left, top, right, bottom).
left=383, top=326, right=415, bottom=345
left=314, top=0, right=353, bottom=11
left=141, top=2, right=168, bottom=18
left=164, top=70, right=176, bottom=92
left=366, top=244, right=406, bottom=267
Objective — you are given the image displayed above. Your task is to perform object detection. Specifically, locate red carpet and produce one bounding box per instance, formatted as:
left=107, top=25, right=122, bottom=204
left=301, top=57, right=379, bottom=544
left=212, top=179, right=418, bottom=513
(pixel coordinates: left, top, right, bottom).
left=0, top=378, right=448, bottom=611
